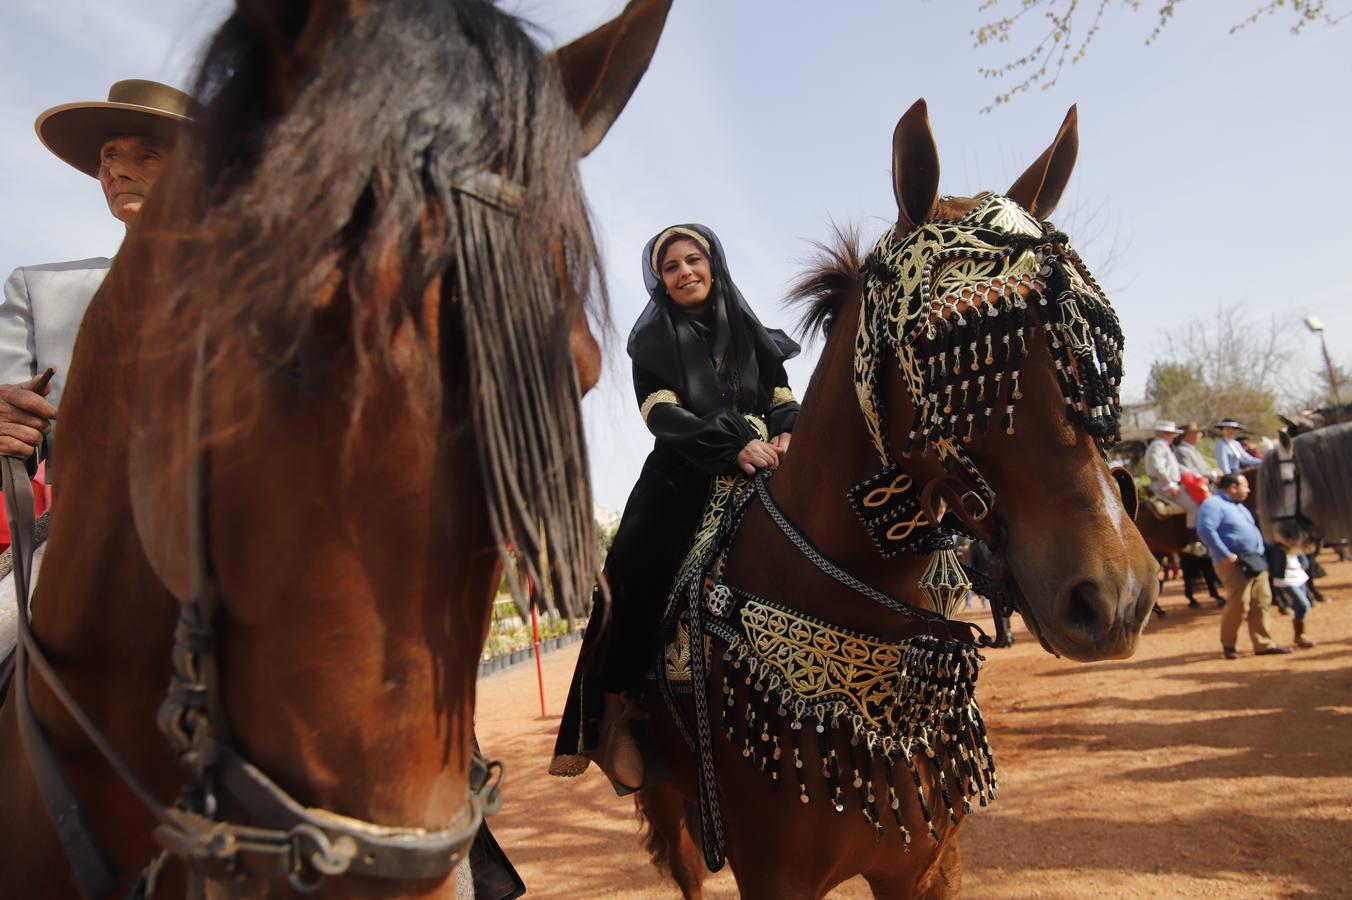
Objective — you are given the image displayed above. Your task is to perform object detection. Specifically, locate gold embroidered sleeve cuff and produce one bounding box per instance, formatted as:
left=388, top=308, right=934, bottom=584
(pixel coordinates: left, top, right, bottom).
left=770, top=386, right=797, bottom=408
left=640, top=389, right=680, bottom=423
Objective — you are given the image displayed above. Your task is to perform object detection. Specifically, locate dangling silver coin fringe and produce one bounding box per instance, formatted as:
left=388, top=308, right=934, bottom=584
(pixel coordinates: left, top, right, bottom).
left=705, top=592, right=997, bottom=845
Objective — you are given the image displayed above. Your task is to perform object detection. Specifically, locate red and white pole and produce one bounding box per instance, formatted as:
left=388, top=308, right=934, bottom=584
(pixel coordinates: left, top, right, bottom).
left=529, top=578, right=546, bottom=718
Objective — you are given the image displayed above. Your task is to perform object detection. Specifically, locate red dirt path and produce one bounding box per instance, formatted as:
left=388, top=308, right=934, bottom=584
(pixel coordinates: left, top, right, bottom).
left=475, top=557, right=1352, bottom=898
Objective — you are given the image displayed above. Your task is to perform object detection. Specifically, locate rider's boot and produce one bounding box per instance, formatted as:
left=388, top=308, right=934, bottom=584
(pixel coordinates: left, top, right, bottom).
left=597, top=691, right=644, bottom=793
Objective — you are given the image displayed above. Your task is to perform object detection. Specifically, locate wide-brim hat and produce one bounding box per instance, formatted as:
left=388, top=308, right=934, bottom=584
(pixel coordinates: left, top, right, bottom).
left=1151, top=420, right=1184, bottom=434
left=1214, top=418, right=1245, bottom=431
left=1180, top=421, right=1202, bottom=434
left=36, top=79, right=199, bottom=178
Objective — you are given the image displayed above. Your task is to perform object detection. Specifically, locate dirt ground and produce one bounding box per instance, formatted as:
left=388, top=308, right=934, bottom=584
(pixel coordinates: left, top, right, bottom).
left=475, top=556, right=1352, bottom=899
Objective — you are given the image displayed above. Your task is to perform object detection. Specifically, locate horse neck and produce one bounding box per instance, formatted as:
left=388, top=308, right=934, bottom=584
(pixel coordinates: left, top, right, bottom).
left=0, top=231, right=189, bottom=882
left=727, top=293, right=933, bottom=635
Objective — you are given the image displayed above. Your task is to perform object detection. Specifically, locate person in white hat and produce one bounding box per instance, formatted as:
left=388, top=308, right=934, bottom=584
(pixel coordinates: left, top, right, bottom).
left=0, top=79, right=197, bottom=475
left=1213, top=418, right=1263, bottom=476
left=1144, top=420, right=1201, bottom=523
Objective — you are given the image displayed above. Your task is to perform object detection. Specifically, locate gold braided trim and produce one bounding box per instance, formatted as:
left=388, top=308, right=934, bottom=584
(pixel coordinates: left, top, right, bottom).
left=738, top=599, right=903, bottom=736
left=770, top=386, right=797, bottom=408
left=663, top=618, right=712, bottom=683
left=744, top=414, right=769, bottom=441
left=669, top=474, right=746, bottom=613
left=548, top=755, right=591, bottom=777
left=639, top=389, right=680, bottom=423
left=655, top=412, right=767, bottom=678
left=661, top=413, right=766, bottom=622
left=726, top=598, right=991, bottom=765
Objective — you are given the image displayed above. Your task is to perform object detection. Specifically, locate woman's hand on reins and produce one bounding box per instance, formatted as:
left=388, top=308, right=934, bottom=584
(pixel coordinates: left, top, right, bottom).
left=769, top=433, right=791, bottom=455
left=737, top=439, right=780, bottom=476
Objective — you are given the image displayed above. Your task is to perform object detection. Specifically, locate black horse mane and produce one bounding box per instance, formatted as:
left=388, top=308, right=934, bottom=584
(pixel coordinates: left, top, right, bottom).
left=151, top=0, right=603, bottom=616
left=1294, top=422, right=1352, bottom=541
left=786, top=223, right=865, bottom=341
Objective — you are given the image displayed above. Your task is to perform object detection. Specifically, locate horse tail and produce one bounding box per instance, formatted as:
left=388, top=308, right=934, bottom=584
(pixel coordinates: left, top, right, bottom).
left=634, top=786, right=706, bottom=896
left=634, top=789, right=675, bottom=875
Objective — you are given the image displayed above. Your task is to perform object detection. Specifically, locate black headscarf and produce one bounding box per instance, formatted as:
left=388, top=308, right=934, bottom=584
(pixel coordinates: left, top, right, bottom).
left=628, top=224, right=799, bottom=416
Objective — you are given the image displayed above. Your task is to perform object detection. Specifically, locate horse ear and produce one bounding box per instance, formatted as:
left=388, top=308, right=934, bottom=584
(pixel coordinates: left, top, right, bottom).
left=1006, top=105, right=1079, bottom=218
left=552, top=0, right=673, bottom=157
left=892, top=99, right=941, bottom=233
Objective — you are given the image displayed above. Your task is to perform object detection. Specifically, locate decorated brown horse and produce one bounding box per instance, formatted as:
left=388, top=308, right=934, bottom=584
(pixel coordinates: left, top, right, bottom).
left=0, top=0, right=670, bottom=896
left=633, top=100, right=1158, bottom=899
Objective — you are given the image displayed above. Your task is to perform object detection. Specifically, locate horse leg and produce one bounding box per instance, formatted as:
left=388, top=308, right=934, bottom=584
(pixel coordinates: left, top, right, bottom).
left=635, top=784, right=705, bottom=899
left=916, top=837, right=963, bottom=900
left=1180, top=555, right=1200, bottom=607
left=864, top=833, right=963, bottom=899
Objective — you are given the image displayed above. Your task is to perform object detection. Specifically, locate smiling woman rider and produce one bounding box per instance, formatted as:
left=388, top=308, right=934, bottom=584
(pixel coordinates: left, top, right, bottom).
left=552, top=223, right=801, bottom=791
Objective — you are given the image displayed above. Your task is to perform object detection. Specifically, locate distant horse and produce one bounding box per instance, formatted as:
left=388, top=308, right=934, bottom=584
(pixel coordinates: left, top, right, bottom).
left=635, top=100, right=1158, bottom=899
left=1134, top=501, right=1221, bottom=607
left=0, top=1, right=670, bottom=896
left=1257, top=421, right=1352, bottom=548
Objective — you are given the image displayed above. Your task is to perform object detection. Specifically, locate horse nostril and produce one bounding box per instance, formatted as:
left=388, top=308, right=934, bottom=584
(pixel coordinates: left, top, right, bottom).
left=1062, top=580, right=1104, bottom=632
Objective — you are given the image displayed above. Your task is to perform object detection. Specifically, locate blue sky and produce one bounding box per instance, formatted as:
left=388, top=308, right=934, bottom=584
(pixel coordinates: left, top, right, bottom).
left=2, top=1, right=1349, bottom=512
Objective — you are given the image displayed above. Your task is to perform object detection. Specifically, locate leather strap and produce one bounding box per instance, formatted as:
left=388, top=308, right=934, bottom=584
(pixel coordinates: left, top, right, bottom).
left=3, top=454, right=123, bottom=898
left=753, top=473, right=989, bottom=647
left=209, top=738, right=487, bottom=881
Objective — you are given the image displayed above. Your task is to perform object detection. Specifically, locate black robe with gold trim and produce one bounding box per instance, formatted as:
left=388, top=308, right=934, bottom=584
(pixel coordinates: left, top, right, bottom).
left=552, top=224, right=799, bottom=773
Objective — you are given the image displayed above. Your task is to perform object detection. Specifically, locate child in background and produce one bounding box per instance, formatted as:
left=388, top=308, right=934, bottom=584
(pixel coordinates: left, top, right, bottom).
left=1268, top=521, right=1316, bottom=648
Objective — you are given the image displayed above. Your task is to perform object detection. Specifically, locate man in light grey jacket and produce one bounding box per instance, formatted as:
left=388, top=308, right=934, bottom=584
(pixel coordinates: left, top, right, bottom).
left=0, top=79, right=195, bottom=475
left=1145, top=420, right=1201, bottom=526
left=1174, top=421, right=1219, bottom=483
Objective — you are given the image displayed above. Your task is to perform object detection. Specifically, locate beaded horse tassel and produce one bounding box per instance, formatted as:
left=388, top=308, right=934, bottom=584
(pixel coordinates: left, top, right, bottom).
left=919, top=544, right=972, bottom=620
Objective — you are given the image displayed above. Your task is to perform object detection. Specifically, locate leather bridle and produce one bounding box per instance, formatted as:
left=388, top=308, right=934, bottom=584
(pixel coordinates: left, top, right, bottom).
left=1, top=180, right=528, bottom=894
left=1266, top=450, right=1311, bottom=530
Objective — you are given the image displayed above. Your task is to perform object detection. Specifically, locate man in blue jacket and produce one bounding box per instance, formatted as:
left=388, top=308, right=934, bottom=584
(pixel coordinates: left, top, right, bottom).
left=1196, top=473, right=1291, bottom=659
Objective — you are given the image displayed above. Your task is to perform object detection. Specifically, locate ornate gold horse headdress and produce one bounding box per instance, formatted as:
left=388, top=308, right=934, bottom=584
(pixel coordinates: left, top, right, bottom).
left=848, top=191, right=1125, bottom=557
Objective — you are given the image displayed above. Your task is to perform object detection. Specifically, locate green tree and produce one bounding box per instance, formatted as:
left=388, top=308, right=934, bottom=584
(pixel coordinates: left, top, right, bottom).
left=971, top=0, right=1347, bottom=111
left=1144, top=360, right=1202, bottom=411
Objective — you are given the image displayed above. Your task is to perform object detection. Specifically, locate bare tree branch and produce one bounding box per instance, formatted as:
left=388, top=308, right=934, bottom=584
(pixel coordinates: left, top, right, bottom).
left=968, top=0, right=1348, bottom=112
left=1145, top=302, right=1305, bottom=433
left=1051, top=192, right=1133, bottom=293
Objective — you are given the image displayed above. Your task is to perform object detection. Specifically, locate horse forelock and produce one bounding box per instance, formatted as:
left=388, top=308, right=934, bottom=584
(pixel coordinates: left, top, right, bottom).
left=151, top=0, right=603, bottom=617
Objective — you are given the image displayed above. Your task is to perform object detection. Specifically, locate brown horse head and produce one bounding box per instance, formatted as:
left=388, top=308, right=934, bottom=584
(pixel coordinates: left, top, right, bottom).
left=805, top=98, right=1153, bottom=661
left=88, top=0, right=667, bottom=882
left=130, top=0, right=672, bottom=612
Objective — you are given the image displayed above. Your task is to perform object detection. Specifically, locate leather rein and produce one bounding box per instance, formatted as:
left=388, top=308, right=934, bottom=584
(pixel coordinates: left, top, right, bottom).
left=3, top=311, right=503, bottom=896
